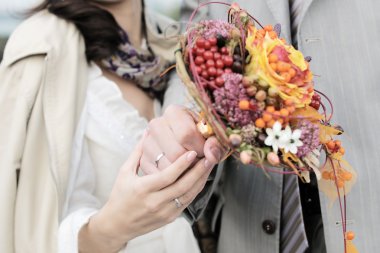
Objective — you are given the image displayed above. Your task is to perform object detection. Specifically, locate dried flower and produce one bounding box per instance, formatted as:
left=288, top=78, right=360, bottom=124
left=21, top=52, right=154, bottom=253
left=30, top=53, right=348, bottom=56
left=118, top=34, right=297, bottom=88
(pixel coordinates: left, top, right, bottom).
left=296, top=120, right=320, bottom=157
left=198, top=20, right=237, bottom=40
left=241, top=124, right=259, bottom=145
left=213, top=73, right=258, bottom=127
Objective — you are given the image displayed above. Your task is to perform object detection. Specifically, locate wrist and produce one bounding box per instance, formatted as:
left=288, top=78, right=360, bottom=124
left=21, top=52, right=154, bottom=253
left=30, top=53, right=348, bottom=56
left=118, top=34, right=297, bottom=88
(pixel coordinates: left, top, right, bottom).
left=79, top=207, right=129, bottom=253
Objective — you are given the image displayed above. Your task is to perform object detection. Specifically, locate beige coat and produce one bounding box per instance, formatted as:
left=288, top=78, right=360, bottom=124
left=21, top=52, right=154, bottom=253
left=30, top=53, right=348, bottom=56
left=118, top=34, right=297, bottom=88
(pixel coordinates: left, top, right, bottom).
left=0, top=10, right=178, bottom=253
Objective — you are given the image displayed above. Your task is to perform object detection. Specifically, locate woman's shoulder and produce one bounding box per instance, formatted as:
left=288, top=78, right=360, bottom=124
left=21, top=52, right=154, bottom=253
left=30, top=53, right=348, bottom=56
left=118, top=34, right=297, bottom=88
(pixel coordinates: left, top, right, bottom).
left=3, top=10, right=84, bottom=64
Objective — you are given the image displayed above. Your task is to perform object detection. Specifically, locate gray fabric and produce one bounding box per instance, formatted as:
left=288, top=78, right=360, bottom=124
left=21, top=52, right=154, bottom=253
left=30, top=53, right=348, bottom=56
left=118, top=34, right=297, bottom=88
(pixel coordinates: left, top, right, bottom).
left=218, top=159, right=283, bottom=253
left=206, top=0, right=380, bottom=253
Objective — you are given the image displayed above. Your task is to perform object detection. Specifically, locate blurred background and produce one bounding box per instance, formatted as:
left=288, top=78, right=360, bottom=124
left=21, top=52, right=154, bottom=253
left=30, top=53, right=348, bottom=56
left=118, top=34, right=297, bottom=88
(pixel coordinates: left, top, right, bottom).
left=0, top=0, right=39, bottom=61
left=0, top=0, right=183, bottom=62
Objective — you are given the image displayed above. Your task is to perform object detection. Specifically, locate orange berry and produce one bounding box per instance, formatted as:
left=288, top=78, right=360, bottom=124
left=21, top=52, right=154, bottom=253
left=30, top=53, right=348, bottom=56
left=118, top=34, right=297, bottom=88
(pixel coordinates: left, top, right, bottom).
left=284, top=99, right=294, bottom=106
left=277, top=62, right=286, bottom=72
left=239, top=100, right=250, bottom=110
left=287, top=106, right=296, bottom=113
left=262, top=112, right=273, bottom=122
left=335, top=140, right=342, bottom=147
left=322, top=171, right=330, bottom=180
left=341, top=171, right=353, bottom=181
left=268, top=53, right=278, bottom=63
left=270, top=63, right=278, bottom=71
left=326, top=140, right=336, bottom=150
left=255, top=118, right=266, bottom=128
left=346, top=231, right=355, bottom=241
left=259, top=29, right=266, bottom=35
left=264, top=25, right=273, bottom=31
left=273, top=111, right=281, bottom=120
left=280, top=108, right=289, bottom=117
left=277, top=118, right=284, bottom=125
left=339, top=147, right=346, bottom=155
left=329, top=171, right=336, bottom=180
left=336, top=179, right=345, bottom=188
left=267, top=119, right=276, bottom=128
left=269, top=31, right=277, bottom=39
left=266, top=106, right=275, bottom=113
left=289, top=68, right=296, bottom=77
left=281, top=72, right=291, bottom=82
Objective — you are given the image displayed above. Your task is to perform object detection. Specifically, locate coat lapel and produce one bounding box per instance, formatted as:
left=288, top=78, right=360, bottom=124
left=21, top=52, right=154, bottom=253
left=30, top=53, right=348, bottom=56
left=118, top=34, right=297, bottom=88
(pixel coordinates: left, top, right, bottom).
left=265, top=0, right=292, bottom=41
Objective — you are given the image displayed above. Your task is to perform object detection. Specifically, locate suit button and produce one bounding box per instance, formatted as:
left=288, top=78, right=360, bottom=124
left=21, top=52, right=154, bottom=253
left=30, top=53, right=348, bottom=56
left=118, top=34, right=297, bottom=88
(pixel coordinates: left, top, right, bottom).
left=262, top=220, right=276, bottom=234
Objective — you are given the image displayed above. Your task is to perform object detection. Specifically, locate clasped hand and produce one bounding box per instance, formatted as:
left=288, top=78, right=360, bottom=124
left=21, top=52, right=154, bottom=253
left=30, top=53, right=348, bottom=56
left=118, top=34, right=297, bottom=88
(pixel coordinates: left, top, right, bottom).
left=80, top=105, right=222, bottom=253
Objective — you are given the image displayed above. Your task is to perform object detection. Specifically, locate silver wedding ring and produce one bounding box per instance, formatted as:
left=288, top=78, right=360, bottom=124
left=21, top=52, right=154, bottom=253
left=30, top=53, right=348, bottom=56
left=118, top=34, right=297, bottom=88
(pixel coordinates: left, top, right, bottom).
left=154, top=152, right=165, bottom=167
left=174, top=198, right=183, bottom=208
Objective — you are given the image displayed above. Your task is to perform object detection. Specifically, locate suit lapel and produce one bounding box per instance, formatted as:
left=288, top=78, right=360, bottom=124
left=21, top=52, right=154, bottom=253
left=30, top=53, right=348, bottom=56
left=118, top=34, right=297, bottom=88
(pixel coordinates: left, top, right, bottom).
left=265, top=0, right=292, bottom=41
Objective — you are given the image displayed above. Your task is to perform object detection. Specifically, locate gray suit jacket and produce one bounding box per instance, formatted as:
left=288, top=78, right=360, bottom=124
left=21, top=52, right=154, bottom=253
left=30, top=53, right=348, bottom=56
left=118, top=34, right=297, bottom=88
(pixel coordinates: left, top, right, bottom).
left=201, top=0, right=380, bottom=252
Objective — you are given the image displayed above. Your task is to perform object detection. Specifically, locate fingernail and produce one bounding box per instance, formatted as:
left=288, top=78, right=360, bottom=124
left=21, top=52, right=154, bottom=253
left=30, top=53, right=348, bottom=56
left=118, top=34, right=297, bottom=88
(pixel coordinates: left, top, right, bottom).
left=211, top=147, right=222, bottom=161
left=187, top=151, right=197, bottom=162
left=204, top=159, right=215, bottom=170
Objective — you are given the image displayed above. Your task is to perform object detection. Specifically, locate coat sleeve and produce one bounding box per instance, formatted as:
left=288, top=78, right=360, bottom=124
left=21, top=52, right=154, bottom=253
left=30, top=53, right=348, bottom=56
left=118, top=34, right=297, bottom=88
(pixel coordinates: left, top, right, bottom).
left=0, top=55, right=46, bottom=252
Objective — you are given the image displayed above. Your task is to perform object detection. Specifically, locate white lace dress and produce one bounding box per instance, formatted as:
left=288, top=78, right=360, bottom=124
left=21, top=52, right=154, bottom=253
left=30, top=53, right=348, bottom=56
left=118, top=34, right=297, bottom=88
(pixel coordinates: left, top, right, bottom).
left=58, top=64, right=200, bottom=253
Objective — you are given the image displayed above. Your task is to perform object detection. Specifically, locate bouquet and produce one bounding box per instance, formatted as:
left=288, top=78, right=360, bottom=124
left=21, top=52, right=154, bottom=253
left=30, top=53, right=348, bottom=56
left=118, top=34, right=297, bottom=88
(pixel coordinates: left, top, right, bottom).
left=175, top=2, right=358, bottom=252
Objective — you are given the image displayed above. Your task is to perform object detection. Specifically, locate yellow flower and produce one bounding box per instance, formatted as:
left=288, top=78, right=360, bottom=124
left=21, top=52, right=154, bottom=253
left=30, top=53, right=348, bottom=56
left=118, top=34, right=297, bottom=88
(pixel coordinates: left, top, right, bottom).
left=245, top=27, right=314, bottom=107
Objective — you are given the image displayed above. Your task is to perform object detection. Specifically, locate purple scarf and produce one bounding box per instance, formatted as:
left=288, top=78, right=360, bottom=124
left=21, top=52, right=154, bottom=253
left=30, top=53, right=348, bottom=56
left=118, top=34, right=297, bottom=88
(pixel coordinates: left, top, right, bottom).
left=102, top=31, right=169, bottom=99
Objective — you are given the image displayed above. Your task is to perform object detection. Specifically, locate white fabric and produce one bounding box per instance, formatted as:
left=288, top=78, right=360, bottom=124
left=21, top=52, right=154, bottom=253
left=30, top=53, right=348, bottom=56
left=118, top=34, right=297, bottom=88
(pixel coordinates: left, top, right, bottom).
left=58, top=64, right=200, bottom=253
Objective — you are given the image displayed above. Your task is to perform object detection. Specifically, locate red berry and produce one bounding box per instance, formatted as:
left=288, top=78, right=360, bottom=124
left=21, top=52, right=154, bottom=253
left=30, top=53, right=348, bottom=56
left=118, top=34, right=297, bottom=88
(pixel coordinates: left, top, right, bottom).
left=209, top=80, right=216, bottom=87
left=201, top=70, right=209, bottom=79
left=213, top=52, right=222, bottom=60
left=224, top=68, right=232, bottom=74
left=220, top=47, right=228, bottom=55
left=207, top=67, right=217, bottom=77
left=195, top=66, right=202, bottom=74
left=215, top=59, right=224, bottom=69
left=216, top=77, right=225, bottom=87
left=203, top=51, right=213, bottom=60
left=195, top=56, right=205, bottom=65
left=196, top=47, right=205, bottom=56
left=204, top=41, right=211, bottom=50
left=192, top=47, right=198, bottom=54
left=209, top=37, right=217, bottom=46
left=206, top=59, right=215, bottom=68
left=210, top=46, right=218, bottom=53
left=200, top=64, right=206, bottom=70
left=223, top=56, right=233, bottom=67
left=216, top=68, right=224, bottom=76
left=196, top=38, right=206, bottom=48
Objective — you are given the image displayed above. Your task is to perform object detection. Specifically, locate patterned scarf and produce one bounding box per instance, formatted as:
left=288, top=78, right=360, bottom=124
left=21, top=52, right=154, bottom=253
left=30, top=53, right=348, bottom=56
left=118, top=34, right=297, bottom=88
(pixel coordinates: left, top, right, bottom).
left=101, top=31, right=169, bottom=100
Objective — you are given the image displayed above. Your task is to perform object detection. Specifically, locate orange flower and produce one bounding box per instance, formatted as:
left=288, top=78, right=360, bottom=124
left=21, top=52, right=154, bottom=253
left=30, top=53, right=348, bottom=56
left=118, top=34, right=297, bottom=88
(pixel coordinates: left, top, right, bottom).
left=245, top=27, right=314, bottom=107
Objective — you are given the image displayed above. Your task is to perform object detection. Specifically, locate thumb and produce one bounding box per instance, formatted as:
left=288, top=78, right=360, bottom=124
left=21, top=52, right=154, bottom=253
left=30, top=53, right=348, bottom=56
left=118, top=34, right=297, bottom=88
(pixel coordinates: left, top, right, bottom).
left=203, top=136, right=223, bottom=165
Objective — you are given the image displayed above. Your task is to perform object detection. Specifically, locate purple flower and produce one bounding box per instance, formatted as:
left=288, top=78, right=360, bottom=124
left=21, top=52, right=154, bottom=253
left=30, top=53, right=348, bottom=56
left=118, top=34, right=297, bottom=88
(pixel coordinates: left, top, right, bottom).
left=296, top=120, right=320, bottom=157
left=199, top=20, right=236, bottom=39
left=213, top=73, right=257, bottom=127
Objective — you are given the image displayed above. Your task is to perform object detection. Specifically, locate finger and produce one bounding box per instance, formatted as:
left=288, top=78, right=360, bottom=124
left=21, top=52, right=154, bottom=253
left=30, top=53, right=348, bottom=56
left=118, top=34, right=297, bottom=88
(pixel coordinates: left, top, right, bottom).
left=140, top=134, right=172, bottom=174
left=163, top=105, right=206, bottom=157
left=203, top=136, right=223, bottom=165
left=121, top=131, right=147, bottom=175
left=171, top=165, right=212, bottom=208
left=159, top=158, right=212, bottom=202
left=148, top=117, right=188, bottom=163
left=139, top=150, right=198, bottom=191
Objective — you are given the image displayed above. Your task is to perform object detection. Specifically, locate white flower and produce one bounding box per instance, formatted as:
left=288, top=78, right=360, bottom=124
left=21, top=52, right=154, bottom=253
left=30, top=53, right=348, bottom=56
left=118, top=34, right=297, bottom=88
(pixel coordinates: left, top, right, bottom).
left=280, top=125, right=303, bottom=154
left=265, top=121, right=283, bottom=153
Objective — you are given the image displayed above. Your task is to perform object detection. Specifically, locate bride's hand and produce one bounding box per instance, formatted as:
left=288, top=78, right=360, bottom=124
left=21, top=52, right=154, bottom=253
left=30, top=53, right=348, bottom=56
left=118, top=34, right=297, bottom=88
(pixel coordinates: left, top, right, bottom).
left=79, top=135, right=210, bottom=253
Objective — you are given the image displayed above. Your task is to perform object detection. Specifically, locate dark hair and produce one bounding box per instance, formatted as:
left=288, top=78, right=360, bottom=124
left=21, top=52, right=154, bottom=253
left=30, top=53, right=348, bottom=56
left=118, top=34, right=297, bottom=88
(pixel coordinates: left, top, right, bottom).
left=30, top=0, right=125, bottom=62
